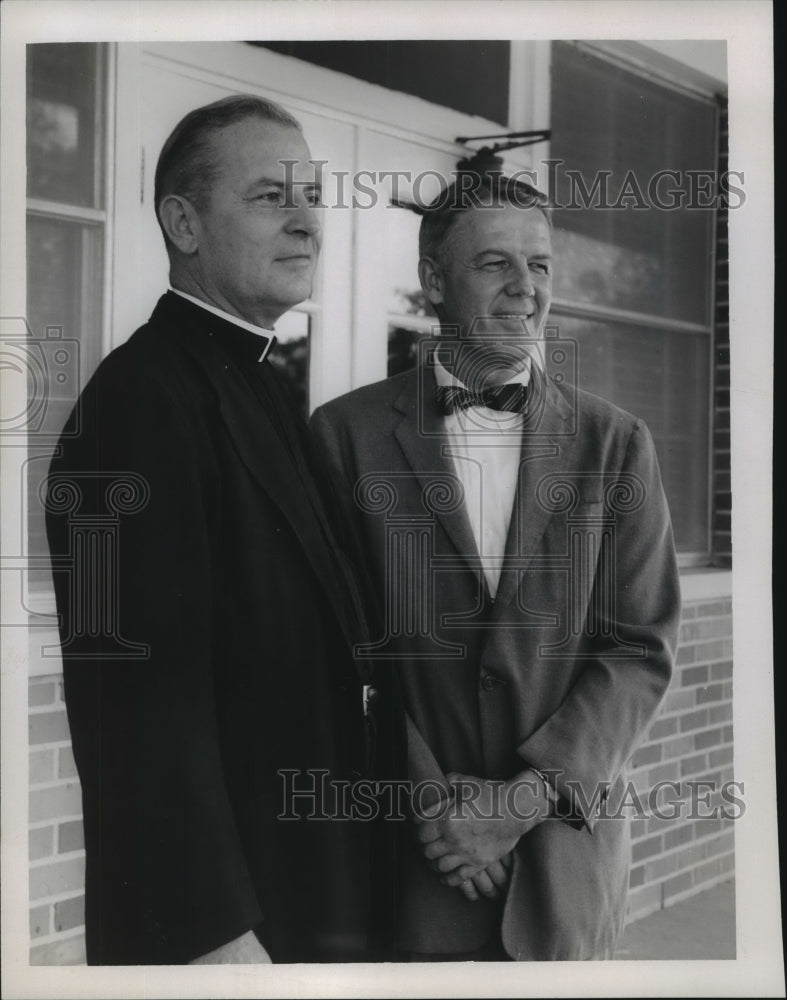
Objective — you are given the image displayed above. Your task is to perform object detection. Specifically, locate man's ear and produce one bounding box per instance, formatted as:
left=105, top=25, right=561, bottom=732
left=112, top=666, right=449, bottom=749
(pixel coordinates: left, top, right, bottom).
left=158, top=195, right=201, bottom=254
left=418, top=256, right=444, bottom=308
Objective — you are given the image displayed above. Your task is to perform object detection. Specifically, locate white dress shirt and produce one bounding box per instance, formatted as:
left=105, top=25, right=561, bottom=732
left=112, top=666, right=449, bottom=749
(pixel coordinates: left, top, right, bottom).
left=433, top=354, right=531, bottom=599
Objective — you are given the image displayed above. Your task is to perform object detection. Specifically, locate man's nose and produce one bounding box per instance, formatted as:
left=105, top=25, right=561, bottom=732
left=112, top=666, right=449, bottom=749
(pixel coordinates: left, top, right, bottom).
left=286, top=201, right=321, bottom=238
left=506, top=264, right=535, bottom=297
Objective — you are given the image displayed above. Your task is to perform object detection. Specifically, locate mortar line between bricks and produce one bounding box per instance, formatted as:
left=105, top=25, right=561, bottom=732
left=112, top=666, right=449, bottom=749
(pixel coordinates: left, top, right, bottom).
left=627, top=851, right=735, bottom=897
left=28, top=776, right=83, bottom=791
left=29, top=925, right=85, bottom=949
left=29, top=886, right=87, bottom=907
left=630, top=832, right=736, bottom=867
left=28, top=740, right=76, bottom=751
left=28, top=813, right=83, bottom=830
left=29, top=848, right=86, bottom=868
left=637, top=722, right=735, bottom=750
left=646, top=870, right=736, bottom=915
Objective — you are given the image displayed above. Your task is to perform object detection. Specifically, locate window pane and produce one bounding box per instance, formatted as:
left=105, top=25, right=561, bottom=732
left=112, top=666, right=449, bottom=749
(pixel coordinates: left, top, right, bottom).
left=386, top=206, right=436, bottom=318
left=26, top=214, right=104, bottom=587
left=553, top=314, right=710, bottom=553
left=27, top=43, right=104, bottom=207
left=550, top=42, right=717, bottom=325
left=269, top=310, right=311, bottom=421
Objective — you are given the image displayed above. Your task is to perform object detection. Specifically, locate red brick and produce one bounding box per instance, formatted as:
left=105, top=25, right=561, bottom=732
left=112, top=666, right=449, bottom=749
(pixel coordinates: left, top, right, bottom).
left=626, top=883, right=662, bottom=920
left=695, top=727, right=724, bottom=750
left=28, top=710, right=71, bottom=746
left=706, top=830, right=735, bottom=856
left=680, top=709, right=708, bottom=732
left=629, top=865, right=645, bottom=888
left=662, top=735, right=695, bottom=760
left=663, top=689, right=695, bottom=713
left=644, top=852, right=678, bottom=881
left=693, top=855, right=725, bottom=886
left=29, top=682, right=57, bottom=708
left=708, top=702, right=733, bottom=724
left=53, top=894, right=85, bottom=933
left=29, top=856, right=85, bottom=901
left=648, top=715, right=678, bottom=740
left=680, top=754, right=708, bottom=777
left=676, top=840, right=710, bottom=869
left=631, top=833, right=663, bottom=863
left=709, top=746, right=734, bottom=768
left=58, top=746, right=78, bottom=780
left=680, top=604, right=698, bottom=620
left=29, top=904, right=51, bottom=939
left=30, top=935, right=87, bottom=966
left=697, top=683, right=725, bottom=705
left=647, top=761, right=680, bottom=785
left=632, top=743, right=662, bottom=768
left=29, top=826, right=54, bottom=862
left=693, top=639, right=733, bottom=663
left=663, top=823, right=694, bottom=850
left=681, top=664, right=709, bottom=687
left=29, top=749, right=55, bottom=785
left=681, top=618, right=732, bottom=641
left=29, top=782, right=82, bottom=823
left=695, top=601, right=729, bottom=617
left=663, top=870, right=694, bottom=899
left=710, top=660, right=733, bottom=681
left=58, top=820, right=84, bottom=854
left=675, top=644, right=697, bottom=666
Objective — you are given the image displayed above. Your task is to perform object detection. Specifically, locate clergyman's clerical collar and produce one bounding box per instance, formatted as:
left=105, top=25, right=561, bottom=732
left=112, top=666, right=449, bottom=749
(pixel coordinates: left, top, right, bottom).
left=170, top=287, right=276, bottom=363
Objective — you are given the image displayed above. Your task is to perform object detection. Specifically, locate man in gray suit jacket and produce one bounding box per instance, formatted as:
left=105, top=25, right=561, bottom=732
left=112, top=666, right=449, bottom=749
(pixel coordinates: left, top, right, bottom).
left=310, top=175, right=680, bottom=960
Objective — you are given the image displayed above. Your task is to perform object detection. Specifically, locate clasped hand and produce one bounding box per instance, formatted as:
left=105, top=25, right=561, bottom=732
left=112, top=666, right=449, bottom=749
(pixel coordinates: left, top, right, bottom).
left=415, top=770, right=547, bottom=902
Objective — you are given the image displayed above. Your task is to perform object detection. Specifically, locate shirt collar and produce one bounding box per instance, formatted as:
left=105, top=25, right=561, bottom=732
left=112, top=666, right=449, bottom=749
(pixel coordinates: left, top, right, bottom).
left=432, top=350, right=532, bottom=390
left=170, top=287, right=276, bottom=362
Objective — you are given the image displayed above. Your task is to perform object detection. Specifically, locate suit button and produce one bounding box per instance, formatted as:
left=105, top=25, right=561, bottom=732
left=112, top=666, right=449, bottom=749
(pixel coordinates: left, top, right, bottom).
left=481, top=674, right=498, bottom=691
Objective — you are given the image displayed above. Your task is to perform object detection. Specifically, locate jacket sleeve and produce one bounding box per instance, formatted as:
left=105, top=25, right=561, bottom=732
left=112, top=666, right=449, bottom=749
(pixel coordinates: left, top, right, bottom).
left=515, top=418, right=681, bottom=829
left=46, top=367, right=263, bottom=964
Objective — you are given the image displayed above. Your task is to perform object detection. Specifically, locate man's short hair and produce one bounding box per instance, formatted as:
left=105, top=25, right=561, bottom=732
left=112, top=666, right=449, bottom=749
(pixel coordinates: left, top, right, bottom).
left=418, top=174, right=552, bottom=263
left=154, top=93, right=302, bottom=247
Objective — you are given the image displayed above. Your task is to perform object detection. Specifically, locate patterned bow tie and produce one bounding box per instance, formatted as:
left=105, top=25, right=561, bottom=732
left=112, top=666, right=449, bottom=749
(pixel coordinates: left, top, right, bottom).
left=436, top=383, right=529, bottom=414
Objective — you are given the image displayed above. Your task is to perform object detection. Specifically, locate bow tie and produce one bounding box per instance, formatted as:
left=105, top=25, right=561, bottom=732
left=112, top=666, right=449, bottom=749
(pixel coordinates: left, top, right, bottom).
left=436, top=383, right=529, bottom=414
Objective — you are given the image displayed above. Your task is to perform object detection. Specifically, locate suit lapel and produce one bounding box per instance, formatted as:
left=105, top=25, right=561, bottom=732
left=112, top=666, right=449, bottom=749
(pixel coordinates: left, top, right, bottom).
left=492, top=378, right=578, bottom=616
left=393, top=368, right=482, bottom=574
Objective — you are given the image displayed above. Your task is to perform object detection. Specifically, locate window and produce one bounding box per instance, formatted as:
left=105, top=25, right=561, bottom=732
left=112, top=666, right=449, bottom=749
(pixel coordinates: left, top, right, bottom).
left=26, top=43, right=108, bottom=588
left=549, top=42, right=719, bottom=560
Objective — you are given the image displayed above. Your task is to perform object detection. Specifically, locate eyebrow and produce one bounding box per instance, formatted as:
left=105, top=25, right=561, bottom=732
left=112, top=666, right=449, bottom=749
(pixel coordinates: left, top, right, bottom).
left=246, top=177, right=323, bottom=193
left=473, top=248, right=553, bottom=259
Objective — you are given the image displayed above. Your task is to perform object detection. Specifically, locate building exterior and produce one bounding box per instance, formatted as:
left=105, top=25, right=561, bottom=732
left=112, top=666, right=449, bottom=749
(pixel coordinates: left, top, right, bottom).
left=19, top=39, right=733, bottom=963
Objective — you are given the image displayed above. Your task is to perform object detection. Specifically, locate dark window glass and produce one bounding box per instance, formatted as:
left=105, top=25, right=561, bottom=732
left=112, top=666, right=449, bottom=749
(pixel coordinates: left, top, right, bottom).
left=27, top=43, right=104, bottom=207
left=553, top=315, right=710, bottom=553
left=26, top=213, right=104, bottom=587
left=550, top=43, right=717, bottom=325
left=253, top=41, right=510, bottom=124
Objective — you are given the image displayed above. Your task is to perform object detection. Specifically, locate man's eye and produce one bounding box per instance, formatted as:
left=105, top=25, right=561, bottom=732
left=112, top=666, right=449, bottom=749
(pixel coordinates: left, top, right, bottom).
left=481, top=260, right=507, bottom=271
left=306, top=193, right=323, bottom=207
left=530, top=262, right=550, bottom=274
left=256, top=191, right=284, bottom=204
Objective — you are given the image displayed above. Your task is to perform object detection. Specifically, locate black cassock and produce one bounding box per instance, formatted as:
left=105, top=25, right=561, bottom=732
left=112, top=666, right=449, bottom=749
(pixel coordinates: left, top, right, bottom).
left=46, top=291, right=402, bottom=965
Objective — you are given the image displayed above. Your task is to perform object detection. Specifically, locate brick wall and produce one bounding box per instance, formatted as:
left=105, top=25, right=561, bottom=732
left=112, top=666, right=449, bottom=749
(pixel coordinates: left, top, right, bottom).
left=28, top=676, right=87, bottom=965
left=626, top=594, right=735, bottom=922
left=28, top=591, right=734, bottom=962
